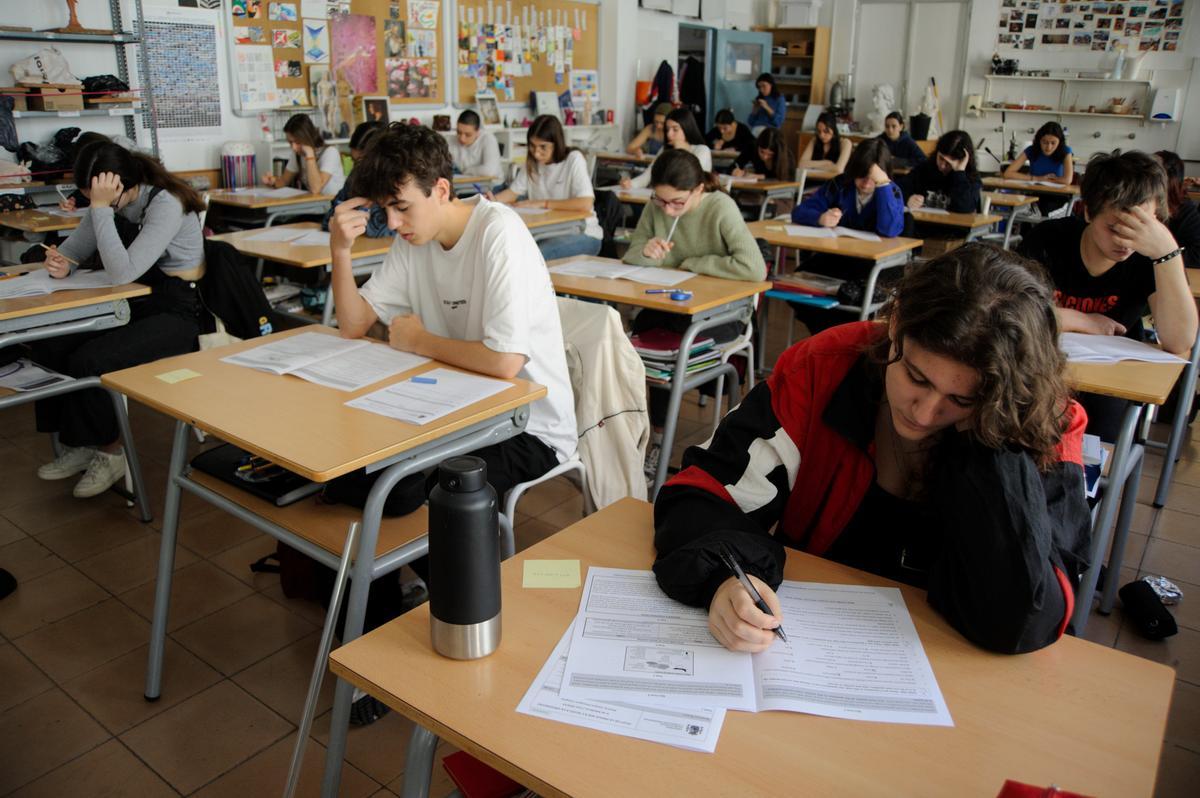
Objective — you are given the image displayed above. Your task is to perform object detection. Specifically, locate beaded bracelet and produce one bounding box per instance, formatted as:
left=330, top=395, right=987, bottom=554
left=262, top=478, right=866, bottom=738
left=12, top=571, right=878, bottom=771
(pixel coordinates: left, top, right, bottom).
left=1150, top=247, right=1184, bottom=266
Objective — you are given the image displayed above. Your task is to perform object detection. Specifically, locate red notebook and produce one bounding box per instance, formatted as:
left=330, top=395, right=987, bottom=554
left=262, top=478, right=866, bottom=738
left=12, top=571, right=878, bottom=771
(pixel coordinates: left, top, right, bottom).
left=441, top=752, right=524, bottom=798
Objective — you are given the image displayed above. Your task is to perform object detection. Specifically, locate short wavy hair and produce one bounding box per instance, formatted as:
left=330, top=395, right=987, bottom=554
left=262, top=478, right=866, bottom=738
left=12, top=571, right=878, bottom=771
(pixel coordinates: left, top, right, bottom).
left=869, top=243, right=1070, bottom=467
left=348, top=123, right=453, bottom=202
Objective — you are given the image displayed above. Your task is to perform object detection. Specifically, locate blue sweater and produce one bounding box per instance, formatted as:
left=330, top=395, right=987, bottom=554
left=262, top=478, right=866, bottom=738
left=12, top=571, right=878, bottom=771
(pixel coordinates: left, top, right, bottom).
left=791, top=180, right=906, bottom=237
left=1024, top=145, right=1072, bottom=178
left=748, top=94, right=787, bottom=129
left=322, top=179, right=393, bottom=239
left=880, top=132, right=927, bottom=165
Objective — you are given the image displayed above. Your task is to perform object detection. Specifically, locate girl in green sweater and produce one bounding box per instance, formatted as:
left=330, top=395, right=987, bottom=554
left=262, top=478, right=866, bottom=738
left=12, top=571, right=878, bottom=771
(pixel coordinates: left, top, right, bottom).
left=624, top=148, right=767, bottom=476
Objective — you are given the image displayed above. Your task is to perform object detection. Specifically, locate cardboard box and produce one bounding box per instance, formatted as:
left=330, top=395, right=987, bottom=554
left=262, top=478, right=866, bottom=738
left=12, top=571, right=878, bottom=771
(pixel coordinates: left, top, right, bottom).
left=20, top=83, right=84, bottom=112
left=0, top=87, right=29, bottom=111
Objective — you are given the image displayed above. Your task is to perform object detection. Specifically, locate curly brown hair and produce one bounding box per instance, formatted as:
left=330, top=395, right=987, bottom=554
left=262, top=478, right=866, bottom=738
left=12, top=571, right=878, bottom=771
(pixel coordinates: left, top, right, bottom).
left=868, top=243, right=1070, bottom=467
left=348, top=122, right=454, bottom=201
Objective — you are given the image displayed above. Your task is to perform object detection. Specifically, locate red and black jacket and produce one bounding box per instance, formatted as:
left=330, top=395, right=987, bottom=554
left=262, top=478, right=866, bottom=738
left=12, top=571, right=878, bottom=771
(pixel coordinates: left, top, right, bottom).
left=653, top=322, right=1092, bottom=655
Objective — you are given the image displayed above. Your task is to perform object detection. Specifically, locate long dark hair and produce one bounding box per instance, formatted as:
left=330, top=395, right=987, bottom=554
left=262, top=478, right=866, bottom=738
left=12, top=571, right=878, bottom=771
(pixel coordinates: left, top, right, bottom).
left=935, top=130, right=978, bottom=182
left=526, top=114, right=574, bottom=178
left=649, top=148, right=722, bottom=194
left=812, top=111, right=841, bottom=162
left=841, top=138, right=892, bottom=187
left=1033, top=121, right=1068, bottom=163
left=283, top=113, right=327, bottom=151
left=869, top=243, right=1070, bottom=467
left=665, top=108, right=705, bottom=147
left=73, top=142, right=205, bottom=215
left=755, top=72, right=779, bottom=98
left=1155, top=150, right=1187, bottom=218
left=756, top=128, right=795, bottom=181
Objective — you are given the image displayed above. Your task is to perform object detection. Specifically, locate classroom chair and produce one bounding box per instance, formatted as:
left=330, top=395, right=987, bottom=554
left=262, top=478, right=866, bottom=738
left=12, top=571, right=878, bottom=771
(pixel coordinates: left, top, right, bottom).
left=707, top=322, right=757, bottom=437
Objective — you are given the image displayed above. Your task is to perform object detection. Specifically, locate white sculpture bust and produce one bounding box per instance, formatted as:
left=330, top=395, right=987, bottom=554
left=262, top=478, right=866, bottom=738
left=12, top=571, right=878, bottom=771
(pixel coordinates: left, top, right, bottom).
left=867, top=84, right=895, bottom=135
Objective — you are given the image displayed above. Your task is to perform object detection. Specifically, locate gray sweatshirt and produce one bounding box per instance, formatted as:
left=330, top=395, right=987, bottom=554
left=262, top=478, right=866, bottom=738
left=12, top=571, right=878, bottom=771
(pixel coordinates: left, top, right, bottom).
left=58, top=185, right=204, bottom=284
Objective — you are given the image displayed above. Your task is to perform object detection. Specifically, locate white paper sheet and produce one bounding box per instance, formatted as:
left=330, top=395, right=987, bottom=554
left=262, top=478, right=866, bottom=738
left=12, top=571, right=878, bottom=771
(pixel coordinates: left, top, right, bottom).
left=783, top=225, right=882, bottom=243
left=0, top=359, right=70, bottom=392
left=912, top=207, right=950, bottom=215
left=244, top=228, right=309, bottom=243
left=512, top=206, right=551, bottom=216
left=221, top=331, right=369, bottom=375
left=596, top=186, right=654, bottom=198
left=625, top=267, right=694, bottom=286
left=559, top=568, right=953, bottom=727
left=346, top=367, right=511, bottom=425
left=263, top=186, right=309, bottom=198
left=289, top=230, right=332, bottom=246
left=1059, top=332, right=1187, bottom=364
left=291, top=344, right=429, bottom=391
left=0, top=270, right=114, bottom=299
left=517, top=621, right=725, bottom=752
left=548, top=260, right=694, bottom=287
left=45, top=208, right=89, bottom=218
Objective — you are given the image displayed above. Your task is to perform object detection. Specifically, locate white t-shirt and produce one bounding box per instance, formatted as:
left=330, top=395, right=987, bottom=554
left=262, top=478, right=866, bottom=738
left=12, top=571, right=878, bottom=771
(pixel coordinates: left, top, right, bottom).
left=285, top=145, right=346, bottom=195
left=358, top=196, right=577, bottom=462
left=629, top=143, right=713, bottom=189
left=448, top=130, right=502, bottom=181
left=507, top=150, right=601, bottom=240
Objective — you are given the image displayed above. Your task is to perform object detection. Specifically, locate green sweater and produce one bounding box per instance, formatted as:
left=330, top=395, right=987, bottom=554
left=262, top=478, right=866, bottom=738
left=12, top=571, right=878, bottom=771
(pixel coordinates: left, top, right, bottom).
left=623, top=191, right=766, bottom=282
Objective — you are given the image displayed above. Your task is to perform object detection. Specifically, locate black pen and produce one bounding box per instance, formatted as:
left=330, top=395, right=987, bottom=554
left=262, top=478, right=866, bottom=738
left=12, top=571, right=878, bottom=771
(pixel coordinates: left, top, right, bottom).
left=718, top=543, right=788, bottom=643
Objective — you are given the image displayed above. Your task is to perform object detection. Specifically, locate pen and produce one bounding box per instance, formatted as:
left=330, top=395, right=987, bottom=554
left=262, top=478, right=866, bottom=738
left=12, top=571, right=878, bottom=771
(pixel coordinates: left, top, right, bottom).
left=643, top=288, right=676, bottom=294
left=38, top=243, right=79, bottom=266
left=472, top=183, right=485, bottom=195
left=717, top=543, right=788, bottom=643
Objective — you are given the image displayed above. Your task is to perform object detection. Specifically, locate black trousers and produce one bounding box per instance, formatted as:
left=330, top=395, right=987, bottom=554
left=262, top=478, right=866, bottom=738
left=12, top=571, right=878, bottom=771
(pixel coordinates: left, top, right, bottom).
left=33, top=278, right=201, bottom=448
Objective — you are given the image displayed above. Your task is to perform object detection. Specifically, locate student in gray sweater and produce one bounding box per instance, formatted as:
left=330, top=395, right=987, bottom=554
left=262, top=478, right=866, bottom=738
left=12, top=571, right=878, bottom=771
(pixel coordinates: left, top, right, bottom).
left=35, top=142, right=206, bottom=499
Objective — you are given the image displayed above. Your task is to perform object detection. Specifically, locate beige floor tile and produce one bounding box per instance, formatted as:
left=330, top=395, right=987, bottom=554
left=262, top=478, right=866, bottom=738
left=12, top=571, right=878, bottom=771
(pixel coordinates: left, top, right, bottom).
left=14, top=599, right=150, bottom=683
left=9, top=738, right=176, bottom=798
left=1161, top=482, right=1200, bottom=516
left=208, top=533, right=280, bottom=589
left=0, top=688, right=110, bottom=794
left=1164, top=679, right=1200, bottom=752
left=1165, top=459, right=1200, bottom=489
left=4, top=484, right=144, bottom=537
left=176, top=504, right=264, bottom=558
left=512, top=477, right=582, bottom=518
left=120, top=680, right=291, bottom=795
left=311, top=706, right=418, bottom=786
left=384, top=740, right=462, bottom=798
left=0, top=642, right=52, bottom=713
left=61, top=639, right=222, bottom=736
left=259, top=581, right=334, bottom=628
left=1156, top=508, right=1200, bottom=548
left=536, top=495, right=586, bottom=532
left=0, top=514, right=27, bottom=546
left=174, top=593, right=316, bottom=676
left=233, top=632, right=333, bottom=725
left=0, top=455, right=75, bottom=513
left=0, top=566, right=108, bottom=639
left=192, top=733, right=379, bottom=798
left=1131, top=501, right=1159, bottom=537
left=1142, top=538, right=1200, bottom=586
left=1080, top=602, right=1127, bottom=648
left=1115, top=624, right=1200, bottom=686
left=34, top=510, right=152, bottom=564
left=118, top=560, right=255, bottom=633
left=513, top=517, right=558, bottom=554
left=0, top=538, right=65, bottom=583
left=74, top=532, right=200, bottom=595
left=1154, top=743, right=1200, bottom=798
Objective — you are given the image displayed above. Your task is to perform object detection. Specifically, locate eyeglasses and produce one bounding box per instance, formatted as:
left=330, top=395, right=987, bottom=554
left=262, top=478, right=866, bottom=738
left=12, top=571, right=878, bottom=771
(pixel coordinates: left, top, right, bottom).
left=651, top=193, right=692, bottom=210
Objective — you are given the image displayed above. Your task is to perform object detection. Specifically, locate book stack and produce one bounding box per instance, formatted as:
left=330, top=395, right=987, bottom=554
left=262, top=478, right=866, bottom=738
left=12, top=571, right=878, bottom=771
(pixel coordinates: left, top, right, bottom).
left=630, top=329, right=721, bottom=386
left=768, top=270, right=843, bottom=309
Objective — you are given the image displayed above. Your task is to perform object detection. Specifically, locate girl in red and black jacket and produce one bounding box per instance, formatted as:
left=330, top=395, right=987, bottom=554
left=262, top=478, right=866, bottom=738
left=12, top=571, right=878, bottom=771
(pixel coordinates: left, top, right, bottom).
left=653, top=243, right=1092, bottom=656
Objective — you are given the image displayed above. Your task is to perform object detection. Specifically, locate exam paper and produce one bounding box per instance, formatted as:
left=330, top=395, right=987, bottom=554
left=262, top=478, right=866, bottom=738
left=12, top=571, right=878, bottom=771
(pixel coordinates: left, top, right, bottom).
left=45, top=208, right=88, bottom=218
left=912, top=207, right=950, bottom=216
left=289, top=230, right=332, bottom=246
left=221, top=331, right=370, bottom=375
left=245, top=228, right=309, bottom=243
left=263, top=186, right=309, bottom=198
left=559, top=569, right=953, bottom=726
left=783, top=225, right=882, bottom=243
left=291, top=344, right=429, bottom=391
left=0, top=270, right=113, bottom=299
left=1059, top=333, right=1186, bottom=364
left=548, top=260, right=694, bottom=287
left=346, top=367, right=511, bottom=425
left=512, top=207, right=551, bottom=216
left=0, top=359, right=69, bottom=392
left=517, top=622, right=725, bottom=752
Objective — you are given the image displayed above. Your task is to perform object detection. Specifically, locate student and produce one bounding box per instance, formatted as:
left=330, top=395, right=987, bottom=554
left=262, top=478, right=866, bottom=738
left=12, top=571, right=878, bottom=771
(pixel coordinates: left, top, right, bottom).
left=622, top=108, right=712, bottom=190
left=56, top=131, right=113, bottom=212
left=878, top=111, right=927, bottom=168
left=652, top=244, right=1091, bottom=656
left=263, top=113, right=345, bottom=196
left=1018, top=150, right=1197, bottom=441
left=493, top=114, right=602, bottom=260
left=899, top=130, right=982, bottom=213
left=323, top=121, right=392, bottom=238
left=447, top=109, right=502, bottom=181
left=747, top=73, right=786, bottom=132
left=35, top=142, right=206, bottom=498
left=732, top=128, right=796, bottom=181
left=328, top=123, right=577, bottom=501
left=706, top=108, right=756, bottom=166
left=627, top=102, right=673, bottom=157
left=798, top=111, right=851, bottom=175
left=622, top=149, right=766, bottom=476
left=1156, top=150, right=1200, bottom=270
left=1003, top=121, right=1074, bottom=186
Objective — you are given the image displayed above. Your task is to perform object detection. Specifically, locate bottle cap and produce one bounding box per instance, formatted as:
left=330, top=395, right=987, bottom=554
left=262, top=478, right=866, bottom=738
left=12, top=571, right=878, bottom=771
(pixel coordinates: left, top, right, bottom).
left=438, top=455, right=488, bottom=493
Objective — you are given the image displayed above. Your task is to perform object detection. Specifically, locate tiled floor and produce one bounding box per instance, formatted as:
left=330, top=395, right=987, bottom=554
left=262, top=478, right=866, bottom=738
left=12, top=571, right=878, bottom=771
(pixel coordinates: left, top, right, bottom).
left=1, top=312, right=1198, bottom=796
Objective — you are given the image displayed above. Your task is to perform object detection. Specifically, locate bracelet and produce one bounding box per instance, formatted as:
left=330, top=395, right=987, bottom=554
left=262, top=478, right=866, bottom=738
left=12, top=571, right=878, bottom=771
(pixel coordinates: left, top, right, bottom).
left=1150, top=247, right=1184, bottom=266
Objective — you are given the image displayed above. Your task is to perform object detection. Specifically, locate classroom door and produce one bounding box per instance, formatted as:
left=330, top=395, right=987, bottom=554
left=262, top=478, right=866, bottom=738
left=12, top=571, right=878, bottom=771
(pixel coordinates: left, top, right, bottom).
left=711, top=29, right=773, bottom=130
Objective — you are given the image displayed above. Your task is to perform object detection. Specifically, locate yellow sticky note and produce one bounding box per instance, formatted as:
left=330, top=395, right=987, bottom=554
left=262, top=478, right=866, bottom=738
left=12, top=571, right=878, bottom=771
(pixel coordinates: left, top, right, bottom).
left=522, top=559, right=581, bottom=589
left=156, top=368, right=202, bottom=384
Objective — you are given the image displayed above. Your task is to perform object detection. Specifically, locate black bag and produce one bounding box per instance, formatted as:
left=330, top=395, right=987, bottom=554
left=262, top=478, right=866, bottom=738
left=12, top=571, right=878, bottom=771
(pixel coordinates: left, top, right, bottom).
left=82, top=74, right=129, bottom=95
left=836, top=278, right=891, bottom=307
left=320, top=467, right=427, bottom=517
left=198, top=238, right=277, bottom=339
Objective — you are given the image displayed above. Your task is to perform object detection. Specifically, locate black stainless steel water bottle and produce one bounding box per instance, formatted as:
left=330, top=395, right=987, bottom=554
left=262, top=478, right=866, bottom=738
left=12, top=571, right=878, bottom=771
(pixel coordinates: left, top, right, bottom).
left=427, top=455, right=501, bottom=659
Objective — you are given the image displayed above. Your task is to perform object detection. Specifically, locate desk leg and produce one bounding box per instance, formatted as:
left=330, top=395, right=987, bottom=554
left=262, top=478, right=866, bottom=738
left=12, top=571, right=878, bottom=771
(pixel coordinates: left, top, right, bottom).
left=1071, top=403, right=1142, bottom=635
left=144, top=420, right=190, bottom=701
left=108, top=389, right=152, bottom=523
left=399, top=727, right=439, bottom=798
left=1153, top=333, right=1200, bottom=507
left=1100, top=447, right=1145, bottom=615
left=322, top=268, right=336, bottom=327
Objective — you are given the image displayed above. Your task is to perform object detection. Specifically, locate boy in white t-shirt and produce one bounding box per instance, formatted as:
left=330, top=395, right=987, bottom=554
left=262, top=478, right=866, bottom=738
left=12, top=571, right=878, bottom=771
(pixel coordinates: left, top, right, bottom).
left=329, top=123, right=577, bottom=501
left=447, top=109, right=502, bottom=183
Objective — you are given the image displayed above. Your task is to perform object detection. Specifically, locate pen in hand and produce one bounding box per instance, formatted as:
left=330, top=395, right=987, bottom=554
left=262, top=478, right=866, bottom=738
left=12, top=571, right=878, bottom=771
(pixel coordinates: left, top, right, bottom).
left=717, top=543, right=788, bottom=643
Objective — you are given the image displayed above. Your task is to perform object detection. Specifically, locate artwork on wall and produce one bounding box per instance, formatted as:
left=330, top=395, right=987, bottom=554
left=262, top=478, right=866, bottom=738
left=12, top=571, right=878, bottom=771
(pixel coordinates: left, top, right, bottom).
left=302, top=20, right=330, bottom=63
left=329, top=12, right=377, bottom=94
left=385, top=57, right=437, bottom=99
left=144, top=17, right=222, bottom=129
left=997, top=0, right=1185, bottom=52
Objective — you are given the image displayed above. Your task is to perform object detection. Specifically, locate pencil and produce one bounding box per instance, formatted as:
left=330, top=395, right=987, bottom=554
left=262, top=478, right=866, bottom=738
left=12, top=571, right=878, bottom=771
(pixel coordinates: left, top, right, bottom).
left=664, top=214, right=681, bottom=245
left=38, top=243, right=79, bottom=266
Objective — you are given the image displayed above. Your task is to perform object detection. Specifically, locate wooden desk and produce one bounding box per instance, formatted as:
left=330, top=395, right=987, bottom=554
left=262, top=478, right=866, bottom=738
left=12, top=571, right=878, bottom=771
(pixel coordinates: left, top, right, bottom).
left=983, top=191, right=1037, bottom=249
left=798, top=166, right=839, bottom=184
left=1065, top=357, right=1184, bottom=630
left=909, top=209, right=1002, bottom=242
left=982, top=176, right=1080, bottom=197
left=522, top=209, right=591, bottom=242
left=207, top=189, right=332, bottom=229
left=0, top=208, right=83, bottom=234
left=548, top=257, right=769, bottom=497
left=210, top=222, right=392, bottom=326
left=590, top=151, right=653, bottom=183
left=330, top=498, right=1174, bottom=798
left=101, top=325, right=546, bottom=798
left=452, top=175, right=500, bottom=197
left=0, top=282, right=153, bottom=522
left=726, top=179, right=804, bottom=220
left=709, top=148, right=740, bottom=163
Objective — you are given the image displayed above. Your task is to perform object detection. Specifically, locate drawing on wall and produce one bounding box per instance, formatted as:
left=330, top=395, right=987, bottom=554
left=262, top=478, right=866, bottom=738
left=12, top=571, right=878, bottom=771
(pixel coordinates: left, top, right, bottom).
left=997, top=0, right=1185, bottom=51
left=235, top=25, right=265, bottom=44
left=273, top=28, right=301, bottom=48
left=144, top=17, right=222, bottom=129
left=269, top=2, right=297, bottom=22
left=330, top=12, right=377, bottom=94
left=406, top=28, right=436, bottom=58
left=384, top=19, right=405, bottom=57
left=303, top=20, right=330, bottom=63
left=408, top=0, right=439, bottom=30
left=385, top=57, right=436, bottom=99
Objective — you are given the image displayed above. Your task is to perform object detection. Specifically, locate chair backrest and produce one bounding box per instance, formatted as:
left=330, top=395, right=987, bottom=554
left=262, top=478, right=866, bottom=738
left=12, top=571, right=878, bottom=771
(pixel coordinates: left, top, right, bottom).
left=793, top=167, right=808, bottom=204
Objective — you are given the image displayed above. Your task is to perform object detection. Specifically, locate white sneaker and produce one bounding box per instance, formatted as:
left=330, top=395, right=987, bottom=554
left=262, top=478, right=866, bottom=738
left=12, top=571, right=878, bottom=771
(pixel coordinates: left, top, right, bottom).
left=643, top=442, right=662, bottom=480
left=37, top=446, right=96, bottom=481
left=72, top=450, right=127, bottom=499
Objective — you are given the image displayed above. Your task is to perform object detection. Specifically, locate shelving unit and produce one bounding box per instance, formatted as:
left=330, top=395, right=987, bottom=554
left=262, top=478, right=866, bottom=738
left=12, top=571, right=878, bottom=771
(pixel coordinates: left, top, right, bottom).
left=756, top=26, right=830, bottom=153
left=0, top=0, right=158, bottom=156
left=981, top=75, right=1156, bottom=125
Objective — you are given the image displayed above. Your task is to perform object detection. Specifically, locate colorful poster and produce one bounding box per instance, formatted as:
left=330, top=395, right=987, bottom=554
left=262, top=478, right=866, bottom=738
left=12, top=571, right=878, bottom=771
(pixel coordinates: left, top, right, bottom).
left=330, top=12, right=378, bottom=93
left=384, top=19, right=406, bottom=57
left=235, top=25, right=265, bottom=44
left=303, top=20, right=330, bottom=63
left=275, top=59, right=302, bottom=78
left=385, top=57, right=436, bottom=99
left=269, top=2, right=297, bottom=22
left=406, top=28, right=437, bottom=58
left=273, top=28, right=301, bottom=48
left=278, top=87, right=310, bottom=105
left=235, top=44, right=278, bottom=109
left=408, top=0, right=438, bottom=30
left=232, top=0, right=264, bottom=19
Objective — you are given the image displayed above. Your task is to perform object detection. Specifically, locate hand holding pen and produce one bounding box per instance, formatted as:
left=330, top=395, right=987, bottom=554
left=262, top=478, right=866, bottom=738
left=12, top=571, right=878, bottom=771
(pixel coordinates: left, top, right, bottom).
left=707, top=542, right=787, bottom=653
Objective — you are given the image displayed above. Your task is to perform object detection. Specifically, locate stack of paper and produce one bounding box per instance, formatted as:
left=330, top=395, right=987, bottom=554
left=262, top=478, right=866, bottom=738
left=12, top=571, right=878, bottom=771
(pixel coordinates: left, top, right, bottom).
left=783, top=224, right=882, bottom=243
left=1059, top=333, right=1187, bottom=364
left=220, top=331, right=430, bottom=391
left=346, top=367, right=511, bottom=425
left=548, top=259, right=694, bottom=287
left=245, top=228, right=309, bottom=243
left=0, top=270, right=114, bottom=300
left=45, top=208, right=89, bottom=218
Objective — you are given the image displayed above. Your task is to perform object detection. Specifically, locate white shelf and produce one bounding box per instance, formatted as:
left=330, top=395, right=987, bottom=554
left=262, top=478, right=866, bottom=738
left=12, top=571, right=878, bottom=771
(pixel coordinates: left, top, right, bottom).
left=981, top=107, right=1147, bottom=121
left=985, top=75, right=1151, bottom=86
left=13, top=107, right=137, bottom=118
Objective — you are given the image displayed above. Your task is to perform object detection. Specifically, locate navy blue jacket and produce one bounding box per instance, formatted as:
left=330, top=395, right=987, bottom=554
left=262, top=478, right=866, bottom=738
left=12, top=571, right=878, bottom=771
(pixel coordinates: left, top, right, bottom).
left=880, top=132, right=927, bottom=166
left=792, top=179, right=906, bottom=237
